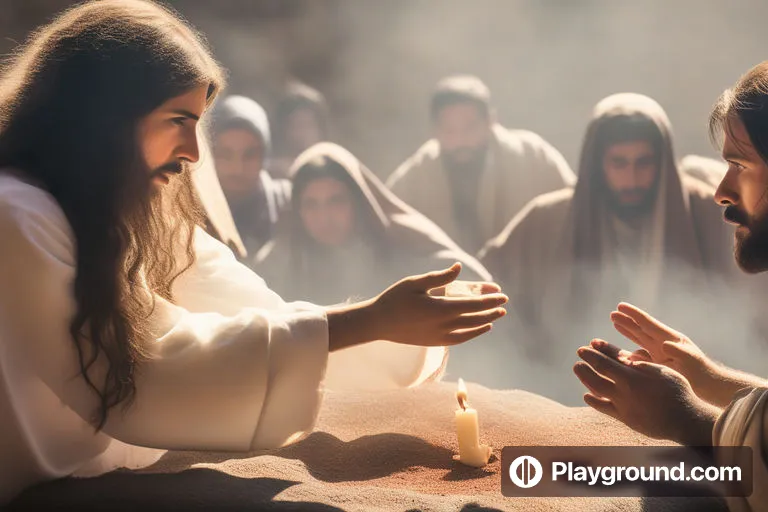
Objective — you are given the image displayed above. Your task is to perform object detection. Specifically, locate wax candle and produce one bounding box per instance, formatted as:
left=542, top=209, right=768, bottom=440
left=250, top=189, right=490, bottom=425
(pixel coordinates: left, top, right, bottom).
left=454, top=378, right=492, bottom=468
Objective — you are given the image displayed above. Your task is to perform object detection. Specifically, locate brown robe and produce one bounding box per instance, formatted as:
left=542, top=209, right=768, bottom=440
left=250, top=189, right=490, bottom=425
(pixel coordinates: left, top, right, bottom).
left=386, top=124, right=576, bottom=255
left=471, top=94, right=760, bottom=403
left=254, top=142, right=491, bottom=306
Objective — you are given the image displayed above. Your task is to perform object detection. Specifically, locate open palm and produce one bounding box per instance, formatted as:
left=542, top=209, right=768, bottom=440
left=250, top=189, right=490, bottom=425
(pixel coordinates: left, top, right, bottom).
left=609, top=302, right=706, bottom=371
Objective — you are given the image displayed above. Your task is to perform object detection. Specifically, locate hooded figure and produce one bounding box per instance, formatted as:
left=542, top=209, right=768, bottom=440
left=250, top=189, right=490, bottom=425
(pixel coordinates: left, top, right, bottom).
left=255, top=142, right=491, bottom=390
left=269, top=83, right=331, bottom=180
left=474, top=94, right=756, bottom=404
left=255, top=142, right=491, bottom=305
left=211, top=95, right=291, bottom=257
left=386, top=75, right=575, bottom=255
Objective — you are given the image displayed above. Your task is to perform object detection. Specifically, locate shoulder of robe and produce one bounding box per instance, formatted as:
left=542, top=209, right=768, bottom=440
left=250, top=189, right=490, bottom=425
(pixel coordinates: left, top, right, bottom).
left=495, top=127, right=552, bottom=155
left=0, top=173, right=74, bottom=260
left=480, top=188, right=573, bottom=261
left=386, top=139, right=440, bottom=189
left=680, top=174, right=723, bottom=219
left=494, top=127, right=574, bottom=180
left=680, top=173, right=716, bottom=201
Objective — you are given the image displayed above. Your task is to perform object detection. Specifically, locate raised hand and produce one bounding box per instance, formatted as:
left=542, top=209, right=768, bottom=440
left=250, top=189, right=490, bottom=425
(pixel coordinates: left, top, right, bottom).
left=573, top=340, right=719, bottom=446
left=610, top=302, right=709, bottom=376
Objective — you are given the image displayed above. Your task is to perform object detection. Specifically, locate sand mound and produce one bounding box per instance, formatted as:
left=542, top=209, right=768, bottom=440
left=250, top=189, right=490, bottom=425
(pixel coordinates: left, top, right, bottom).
left=9, top=382, right=726, bottom=511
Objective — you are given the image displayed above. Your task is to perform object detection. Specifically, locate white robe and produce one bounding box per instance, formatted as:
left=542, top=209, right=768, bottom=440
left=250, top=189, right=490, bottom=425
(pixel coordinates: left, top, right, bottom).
left=713, top=387, right=768, bottom=512
left=0, top=173, right=444, bottom=504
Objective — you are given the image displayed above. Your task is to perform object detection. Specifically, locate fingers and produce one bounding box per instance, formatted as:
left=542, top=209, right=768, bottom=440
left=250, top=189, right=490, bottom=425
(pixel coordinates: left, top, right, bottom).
left=412, top=263, right=462, bottom=291
left=661, top=341, right=698, bottom=362
left=427, top=280, right=501, bottom=297
left=629, top=360, right=670, bottom=376
left=441, top=293, right=509, bottom=313
left=583, top=393, right=619, bottom=419
left=477, top=282, right=502, bottom=294
left=577, top=346, right=632, bottom=381
left=573, top=361, right=615, bottom=397
left=612, top=312, right=660, bottom=352
left=449, top=307, right=506, bottom=329
left=443, top=324, right=493, bottom=345
left=616, top=302, right=683, bottom=342
left=628, top=348, right=653, bottom=363
left=589, top=339, right=624, bottom=360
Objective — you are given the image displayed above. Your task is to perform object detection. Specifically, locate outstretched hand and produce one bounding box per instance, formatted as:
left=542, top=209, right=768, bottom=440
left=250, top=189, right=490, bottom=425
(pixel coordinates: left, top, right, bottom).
left=573, top=339, right=719, bottom=446
left=372, top=263, right=508, bottom=346
left=609, top=302, right=741, bottom=405
left=610, top=302, right=707, bottom=370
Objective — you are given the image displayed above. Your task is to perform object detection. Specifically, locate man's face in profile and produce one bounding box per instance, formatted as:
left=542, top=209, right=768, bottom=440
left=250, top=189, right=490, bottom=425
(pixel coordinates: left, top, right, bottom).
left=600, top=140, right=660, bottom=219
left=716, top=116, right=768, bottom=273
left=434, top=102, right=492, bottom=172
left=139, top=85, right=208, bottom=189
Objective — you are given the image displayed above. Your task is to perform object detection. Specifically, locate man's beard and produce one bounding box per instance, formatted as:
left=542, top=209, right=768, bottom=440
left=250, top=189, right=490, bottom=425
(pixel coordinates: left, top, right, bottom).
left=147, top=160, right=186, bottom=197
left=601, top=178, right=660, bottom=221
left=441, top=145, right=488, bottom=173
left=724, top=205, right=768, bottom=273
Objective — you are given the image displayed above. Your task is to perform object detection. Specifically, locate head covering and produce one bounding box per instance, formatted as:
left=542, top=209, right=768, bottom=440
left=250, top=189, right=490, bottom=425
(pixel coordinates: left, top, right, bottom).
left=272, top=83, right=330, bottom=156
left=571, top=93, right=702, bottom=273
left=255, top=143, right=490, bottom=303
left=212, top=95, right=271, bottom=157
left=191, top=134, right=246, bottom=258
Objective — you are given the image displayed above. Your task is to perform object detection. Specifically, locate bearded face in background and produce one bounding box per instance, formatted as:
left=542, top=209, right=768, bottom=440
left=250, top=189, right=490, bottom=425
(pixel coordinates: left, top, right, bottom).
left=598, top=139, right=661, bottom=220
left=434, top=102, right=491, bottom=173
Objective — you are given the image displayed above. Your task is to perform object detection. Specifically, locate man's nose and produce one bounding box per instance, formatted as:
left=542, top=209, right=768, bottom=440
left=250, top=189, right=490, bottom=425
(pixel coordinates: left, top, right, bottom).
left=177, top=134, right=200, bottom=164
left=714, top=169, right=738, bottom=206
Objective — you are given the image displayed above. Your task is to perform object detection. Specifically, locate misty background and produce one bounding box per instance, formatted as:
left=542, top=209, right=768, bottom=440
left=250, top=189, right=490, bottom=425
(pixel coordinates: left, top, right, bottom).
left=3, top=0, right=768, bottom=397
left=3, top=0, right=767, bottom=177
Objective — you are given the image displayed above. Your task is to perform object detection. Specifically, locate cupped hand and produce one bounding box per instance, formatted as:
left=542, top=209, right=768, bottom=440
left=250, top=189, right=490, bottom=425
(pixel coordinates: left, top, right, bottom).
left=372, top=263, right=508, bottom=346
left=573, top=340, right=719, bottom=446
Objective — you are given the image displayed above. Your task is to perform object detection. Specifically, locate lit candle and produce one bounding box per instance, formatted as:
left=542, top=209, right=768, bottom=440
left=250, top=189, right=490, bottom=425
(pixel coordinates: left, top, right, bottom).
left=454, top=378, right=492, bottom=468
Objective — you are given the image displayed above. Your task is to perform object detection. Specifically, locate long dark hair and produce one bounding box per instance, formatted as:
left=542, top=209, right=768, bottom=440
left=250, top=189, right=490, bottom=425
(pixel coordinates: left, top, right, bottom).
left=0, top=0, right=225, bottom=429
left=710, top=60, right=768, bottom=164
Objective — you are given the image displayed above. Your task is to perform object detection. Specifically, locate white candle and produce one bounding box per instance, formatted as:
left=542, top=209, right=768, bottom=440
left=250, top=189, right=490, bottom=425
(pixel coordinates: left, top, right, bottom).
left=454, top=378, right=492, bottom=468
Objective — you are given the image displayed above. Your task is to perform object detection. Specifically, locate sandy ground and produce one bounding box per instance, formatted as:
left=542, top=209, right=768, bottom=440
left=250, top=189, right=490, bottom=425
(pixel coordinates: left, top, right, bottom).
left=9, top=382, right=727, bottom=511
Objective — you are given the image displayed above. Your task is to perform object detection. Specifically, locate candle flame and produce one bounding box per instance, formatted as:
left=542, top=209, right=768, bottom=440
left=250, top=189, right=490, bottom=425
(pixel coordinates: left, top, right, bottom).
left=456, top=378, right=468, bottom=410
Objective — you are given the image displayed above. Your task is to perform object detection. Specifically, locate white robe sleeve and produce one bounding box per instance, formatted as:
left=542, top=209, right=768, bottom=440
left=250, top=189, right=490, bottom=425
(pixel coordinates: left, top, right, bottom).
left=178, top=227, right=446, bottom=391
left=713, top=387, right=768, bottom=512
left=0, top=184, right=328, bottom=453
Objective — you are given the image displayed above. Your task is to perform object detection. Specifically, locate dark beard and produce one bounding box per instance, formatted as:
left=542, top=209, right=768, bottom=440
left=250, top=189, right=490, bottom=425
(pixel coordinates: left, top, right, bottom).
left=726, top=205, right=768, bottom=273
left=600, top=176, right=660, bottom=221
left=441, top=145, right=488, bottom=174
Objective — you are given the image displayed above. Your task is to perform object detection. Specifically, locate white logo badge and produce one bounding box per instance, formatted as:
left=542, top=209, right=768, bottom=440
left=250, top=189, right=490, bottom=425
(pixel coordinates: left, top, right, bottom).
left=509, top=455, right=543, bottom=488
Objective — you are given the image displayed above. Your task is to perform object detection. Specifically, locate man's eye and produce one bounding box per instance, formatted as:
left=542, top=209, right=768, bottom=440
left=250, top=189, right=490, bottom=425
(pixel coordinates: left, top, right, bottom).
left=171, top=117, right=187, bottom=127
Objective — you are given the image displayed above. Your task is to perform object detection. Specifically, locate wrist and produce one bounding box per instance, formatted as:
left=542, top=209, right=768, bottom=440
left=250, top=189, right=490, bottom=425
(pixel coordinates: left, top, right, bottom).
left=675, top=395, right=719, bottom=447
left=685, top=357, right=731, bottom=407
left=326, top=297, right=377, bottom=352
left=690, top=360, right=762, bottom=408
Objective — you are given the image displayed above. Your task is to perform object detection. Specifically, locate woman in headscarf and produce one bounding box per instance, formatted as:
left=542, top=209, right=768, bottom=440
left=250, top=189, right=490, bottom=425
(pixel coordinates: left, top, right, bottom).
left=255, top=143, right=491, bottom=306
